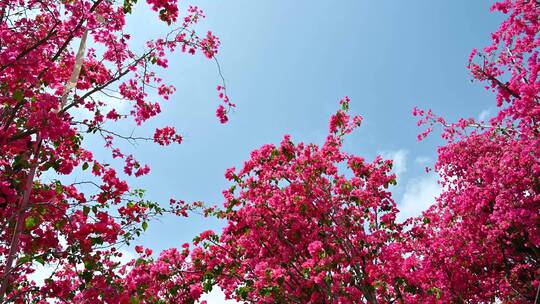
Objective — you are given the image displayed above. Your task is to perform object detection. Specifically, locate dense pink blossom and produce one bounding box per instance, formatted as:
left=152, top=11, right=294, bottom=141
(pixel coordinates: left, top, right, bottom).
left=0, top=0, right=226, bottom=301
left=0, top=0, right=537, bottom=303
left=189, top=99, right=411, bottom=303
left=410, top=1, right=539, bottom=302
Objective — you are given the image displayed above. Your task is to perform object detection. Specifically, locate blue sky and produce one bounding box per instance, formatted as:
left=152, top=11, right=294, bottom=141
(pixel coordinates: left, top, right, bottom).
left=62, top=1, right=504, bottom=301
left=122, top=0, right=503, bottom=249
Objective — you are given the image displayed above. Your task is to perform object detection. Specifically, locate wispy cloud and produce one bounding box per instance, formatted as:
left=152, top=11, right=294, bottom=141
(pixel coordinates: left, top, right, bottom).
left=414, top=156, right=431, bottom=166
left=397, top=173, right=442, bottom=222
left=478, top=108, right=491, bottom=122
left=380, top=149, right=409, bottom=177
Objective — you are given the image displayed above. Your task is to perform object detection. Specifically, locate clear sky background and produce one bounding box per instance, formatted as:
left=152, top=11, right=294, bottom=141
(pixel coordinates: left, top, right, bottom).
left=71, top=1, right=505, bottom=302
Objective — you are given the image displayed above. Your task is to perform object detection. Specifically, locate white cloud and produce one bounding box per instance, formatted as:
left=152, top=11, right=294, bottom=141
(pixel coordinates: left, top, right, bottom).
left=397, top=173, right=442, bottom=222
left=478, top=109, right=491, bottom=122
left=198, top=287, right=240, bottom=304
left=381, top=149, right=408, bottom=177
left=414, top=156, right=431, bottom=166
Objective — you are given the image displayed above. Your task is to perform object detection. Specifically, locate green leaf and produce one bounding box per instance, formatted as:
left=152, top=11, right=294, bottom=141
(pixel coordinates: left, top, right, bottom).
left=83, top=206, right=90, bottom=216
left=341, top=101, right=349, bottom=111
left=54, top=219, right=67, bottom=229
left=35, top=256, right=45, bottom=265
left=90, top=237, right=103, bottom=245
left=427, top=287, right=442, bottom=299
left=18, top=255, right=32, bottom=265
left=81, top=270, right=93, bottom=283
left=169, top=285, right=180, bottom=296
left=13, top=89, right=24, bottom=102
left=82, top=162, right=89, bottom=171
left=25, top=216, right=37, bottom=229
left=55, top=184, right=64, bottom=195
left=83, top=259, right=95, bottom=270
left=142, top=222, right=148, bottom=231
left=236, top=286, right=250, bottom=300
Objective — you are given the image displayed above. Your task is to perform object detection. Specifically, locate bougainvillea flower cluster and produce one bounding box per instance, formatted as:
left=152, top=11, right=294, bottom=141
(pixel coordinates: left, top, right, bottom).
left=0, top=0, right=537, bottom=303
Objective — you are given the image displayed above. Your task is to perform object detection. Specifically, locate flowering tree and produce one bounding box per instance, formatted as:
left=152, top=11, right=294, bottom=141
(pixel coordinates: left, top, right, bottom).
left=185, top=1, right=539, bottom=303
left=183, top=98, right=418, bottom=303
left=0, top=0, right=232, bottom=302
left=1, top=0, right=537, bottom=303
left=408, top=1, right=539, bottom=303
